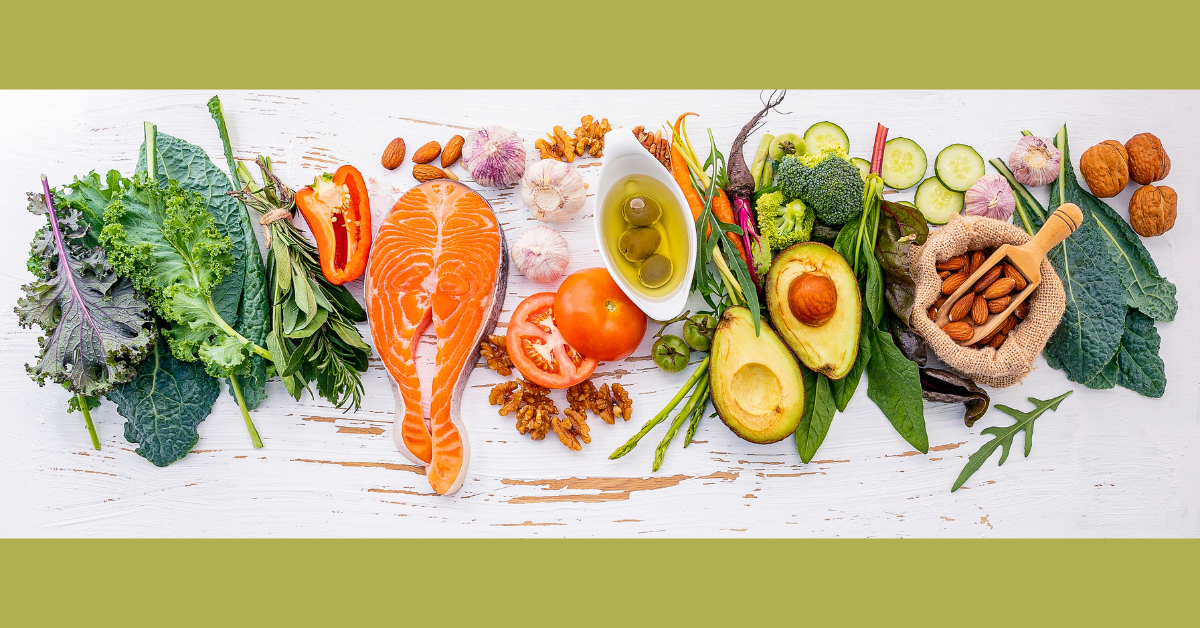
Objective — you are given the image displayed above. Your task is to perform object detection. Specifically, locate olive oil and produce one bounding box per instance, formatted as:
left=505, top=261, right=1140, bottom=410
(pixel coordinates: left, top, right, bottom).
left=602, top=174, right=688, bottom=298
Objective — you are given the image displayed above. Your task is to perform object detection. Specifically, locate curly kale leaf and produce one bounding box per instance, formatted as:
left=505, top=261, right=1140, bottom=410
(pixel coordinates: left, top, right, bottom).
left=100, top=174, right=255, bottom=378
left=142, top=130, right=270, bottom=409
left=108, top=338, right=220, bottom=467
left=16, top=184, right=155, bottom=398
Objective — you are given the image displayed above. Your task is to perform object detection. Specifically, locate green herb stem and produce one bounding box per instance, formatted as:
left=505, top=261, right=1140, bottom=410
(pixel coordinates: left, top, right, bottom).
left=229, top=373, right=263, bottom=448
left=77, top=393, right=100, bottom=450
left=610, top=356, right=710, bottom=460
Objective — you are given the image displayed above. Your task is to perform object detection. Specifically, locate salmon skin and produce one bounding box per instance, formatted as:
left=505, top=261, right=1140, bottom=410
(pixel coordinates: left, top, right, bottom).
left=365, top=181, right=507, bottom=495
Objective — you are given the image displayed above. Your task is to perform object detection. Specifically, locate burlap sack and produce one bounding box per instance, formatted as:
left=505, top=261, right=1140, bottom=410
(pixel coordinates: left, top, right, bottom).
left=908, top=214, right=1066, bottom=388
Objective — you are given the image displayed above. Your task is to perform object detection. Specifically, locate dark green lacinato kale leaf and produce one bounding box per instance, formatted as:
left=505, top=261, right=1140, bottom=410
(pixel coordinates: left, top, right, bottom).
left=1086, top=309, right=1166, bottom=398
left=16, top=184, right=154, bottom=398
left=952, top=391, right=1072, bottom=491
left=107, top=338, right=220, bottom=467
left=1053, top=126, right=1176, bottom=322
left=138, top=132, right=270, bottom=408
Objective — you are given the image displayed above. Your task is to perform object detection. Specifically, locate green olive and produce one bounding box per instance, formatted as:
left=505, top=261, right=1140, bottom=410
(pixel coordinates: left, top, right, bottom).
left=683, top=313, right=716, bottom=351
left=652, top=335, right=691, bottom=372
left=639, top=254, right=673, bottom=289
left=622, top=195, right=662, bottom=226
left=618, top=227, right=661, bottom=262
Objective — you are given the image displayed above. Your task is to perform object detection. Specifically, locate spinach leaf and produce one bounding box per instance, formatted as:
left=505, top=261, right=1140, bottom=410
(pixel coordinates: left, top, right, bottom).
left=107, top=338, right=220, bottom=467
left=952, top=391, right=1071, bottom=491
left=865, top=323, right=927, bottom=453
left=830, top=313, right=871, bottom=412
left=796, top=366, right=837, bottom=463
left=1054, top=127, right=1176, bottom=322
left=139, top=132, right=270, bottom=408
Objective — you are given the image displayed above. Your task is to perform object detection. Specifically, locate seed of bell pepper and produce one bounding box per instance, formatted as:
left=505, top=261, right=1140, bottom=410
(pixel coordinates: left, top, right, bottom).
left=295, top=164, right=372, bottom=285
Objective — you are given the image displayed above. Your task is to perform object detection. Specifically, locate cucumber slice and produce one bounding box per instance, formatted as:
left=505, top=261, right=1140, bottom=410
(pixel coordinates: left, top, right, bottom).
left=850, top=157, right=870, bottom=182
left=914, top=177, right=964, bottom=225
left=769, top=133, right=807, bottom=161
left=804, top=122, right=849, bottom=154
left=880, top=137, right=926, bottom=190
left=934, top=144, right=985, bottom=192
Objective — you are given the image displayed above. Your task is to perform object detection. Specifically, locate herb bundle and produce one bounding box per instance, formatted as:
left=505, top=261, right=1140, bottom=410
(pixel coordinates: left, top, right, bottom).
left=209, top=97, right=371, bottom=410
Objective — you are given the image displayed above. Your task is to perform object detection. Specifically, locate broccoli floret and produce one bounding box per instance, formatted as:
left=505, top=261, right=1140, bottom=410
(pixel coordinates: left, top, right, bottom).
left=756, top=192, right=814, bottom=250
left=773, top=147, right=864, bottom=226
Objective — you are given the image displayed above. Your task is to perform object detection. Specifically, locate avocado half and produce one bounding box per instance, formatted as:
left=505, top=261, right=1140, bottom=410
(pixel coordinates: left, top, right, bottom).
left=709, top=307, right=805, bottom=444
left=766, top=242, right=861, bottom=380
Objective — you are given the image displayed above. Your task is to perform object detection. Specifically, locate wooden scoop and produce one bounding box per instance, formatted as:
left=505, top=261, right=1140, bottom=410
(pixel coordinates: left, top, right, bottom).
left=935, top=203, right=1084, bottom=345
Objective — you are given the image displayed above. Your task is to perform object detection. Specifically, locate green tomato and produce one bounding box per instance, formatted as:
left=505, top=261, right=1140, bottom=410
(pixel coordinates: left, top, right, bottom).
left=683, top=313, right=717, bottom=351
left=652, top=335, right=691, bottom=373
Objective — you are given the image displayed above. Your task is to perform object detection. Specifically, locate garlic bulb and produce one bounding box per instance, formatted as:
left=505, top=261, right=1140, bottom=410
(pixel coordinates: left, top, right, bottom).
left=462, top=125, right=526, bottom=187
left=520, top=160, right=586, bottom=223
left=964, top=174, right=1016, bottom=221
left=1007, top=135, right=1061, bottom=187
left=511, top=225, right=570, bottom=284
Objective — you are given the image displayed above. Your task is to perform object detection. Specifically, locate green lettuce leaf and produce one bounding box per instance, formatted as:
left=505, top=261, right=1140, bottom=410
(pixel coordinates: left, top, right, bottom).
left=16, top=186, right=154, bottom=398
left=107, top=338, right=220, bottom=467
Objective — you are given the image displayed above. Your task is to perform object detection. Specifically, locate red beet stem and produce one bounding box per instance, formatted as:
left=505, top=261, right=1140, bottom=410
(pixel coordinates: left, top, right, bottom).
left=870, top=123, right=889, bottom=175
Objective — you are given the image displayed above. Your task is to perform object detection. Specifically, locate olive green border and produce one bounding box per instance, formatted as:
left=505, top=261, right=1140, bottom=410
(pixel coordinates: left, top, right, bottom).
left=2, top=539, right=1196, bottom=623
left=4, top=1, right=1199, bottom=87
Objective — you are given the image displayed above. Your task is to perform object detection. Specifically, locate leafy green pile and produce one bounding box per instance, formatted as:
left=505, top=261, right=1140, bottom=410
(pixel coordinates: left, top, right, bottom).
left=993, top=126, right=1173, bottom=397
left=16, top=178, right=156, bottom=449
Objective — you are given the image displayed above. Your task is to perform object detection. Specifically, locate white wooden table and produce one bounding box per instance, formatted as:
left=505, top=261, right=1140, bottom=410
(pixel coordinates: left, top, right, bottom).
left=2, top=90, right=1196, bottom=537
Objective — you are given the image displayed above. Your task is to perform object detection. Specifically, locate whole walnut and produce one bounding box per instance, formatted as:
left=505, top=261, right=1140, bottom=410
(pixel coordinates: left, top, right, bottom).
left=1128, top=184, right=1177, bottom=237
left=1125, top=133, right=1171, bottom=185
left=1079, top=140, right=1129, bottom=198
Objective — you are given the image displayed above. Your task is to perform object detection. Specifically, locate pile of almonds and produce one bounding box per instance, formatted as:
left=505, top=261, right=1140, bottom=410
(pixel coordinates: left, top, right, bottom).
left=381, top=134, right=465, bottom=182
left=929, top=249, right=1032, bottom=349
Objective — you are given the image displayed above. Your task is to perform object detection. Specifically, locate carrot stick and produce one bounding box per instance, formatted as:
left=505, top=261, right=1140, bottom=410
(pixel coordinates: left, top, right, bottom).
left=672, top=145, right=704, bottom=222
left=671, top=113, right=749, bottom=269
left=711, top=189, right=749, bottom=269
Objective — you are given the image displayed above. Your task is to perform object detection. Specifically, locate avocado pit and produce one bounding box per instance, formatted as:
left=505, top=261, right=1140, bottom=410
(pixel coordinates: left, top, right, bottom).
left=788, top=272, right=837, bottom=327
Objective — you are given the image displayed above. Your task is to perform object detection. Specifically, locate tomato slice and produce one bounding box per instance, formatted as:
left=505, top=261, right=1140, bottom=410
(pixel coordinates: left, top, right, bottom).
left=507, top=293, right=598, bottom=389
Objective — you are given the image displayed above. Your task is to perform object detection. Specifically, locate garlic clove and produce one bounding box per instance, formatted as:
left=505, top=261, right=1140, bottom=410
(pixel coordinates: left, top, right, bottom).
left=519, top=159, right=587, bottom=223
left=964, top=174, right=1016, bottom=221
left=511, top=225, right=570, bottom=284
left=1007, top=135, right=1061, bottom=187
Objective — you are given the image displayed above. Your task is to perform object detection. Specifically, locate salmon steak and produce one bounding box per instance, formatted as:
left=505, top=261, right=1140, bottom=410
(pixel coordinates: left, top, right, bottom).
left=366, top=180, right=507, bottom=495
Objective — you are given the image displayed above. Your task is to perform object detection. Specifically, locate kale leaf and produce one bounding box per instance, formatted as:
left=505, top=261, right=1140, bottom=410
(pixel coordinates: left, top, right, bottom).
left=107, top=338, right=220, bottom=467
left=16, top=182, right=154, bottom=399
left=1085, top=309, right=1165, bottom=398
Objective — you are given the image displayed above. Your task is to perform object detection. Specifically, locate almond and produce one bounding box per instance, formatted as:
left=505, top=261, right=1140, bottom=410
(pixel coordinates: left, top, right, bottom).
left=937, top=255, right=968, bottom=272
left=972, top=295, right=989, bottom=325
left=441, top=135, right=465, bottom=168
left=381, top=138, right=406, bottom=170
left=1001, top=314, right=1018, bottom=334
left=942, top=321, right=975, bottom=342
left=979, top=323, right=1002, bottom=346
left=982, top=277, right=1017, bottom=300
left=941, top=272, right=967, bottom=295
left=1016, top=300, right=1030, bottom=319
left=412, top=141, right=442, bottom=164
left=928, top=305, right=938, bottom=321
left=989, top=333, right=1007, bottom=349
left=1004, top=263, right=1027, bottom=290
left=972, top=265, right=1004, bottom=293
left=413, top=164, right=451, bottom=182
left=988, top=295, right=1012, bottom=314
left=969, top=250, right=985, bottom=275
left=934, top=295, right=947, bottom=308
left=949, top=293, right=974, bottom=322
left=938, top=270, right=951, bottom=280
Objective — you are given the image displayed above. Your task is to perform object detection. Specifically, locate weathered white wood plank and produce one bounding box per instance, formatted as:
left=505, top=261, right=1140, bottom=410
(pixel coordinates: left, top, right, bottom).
left=1, top=90, right=1196, bottom=537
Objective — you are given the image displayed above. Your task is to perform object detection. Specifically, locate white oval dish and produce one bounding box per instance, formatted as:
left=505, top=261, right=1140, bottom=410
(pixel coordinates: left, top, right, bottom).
left=594, top=130, right=697, bottom=321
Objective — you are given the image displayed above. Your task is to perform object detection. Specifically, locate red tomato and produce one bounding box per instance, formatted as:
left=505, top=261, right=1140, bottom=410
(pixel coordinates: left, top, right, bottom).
left=554, top=268, right=647, bottom=362
left=506, top=293, right=598, bottom=389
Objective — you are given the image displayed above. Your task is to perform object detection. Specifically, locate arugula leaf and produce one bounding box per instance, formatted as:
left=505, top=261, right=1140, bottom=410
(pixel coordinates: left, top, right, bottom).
left=107, top=338, right=220, bottom=467
left=796, top=365, right=837, bottom=463
left=16, top=181, right=155, bottom=399
left=865, top=323, right=928, bottom=453
left=1053, top=127, right=1177, bottom=322
left=952, top=391, right=1072, bottom=491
